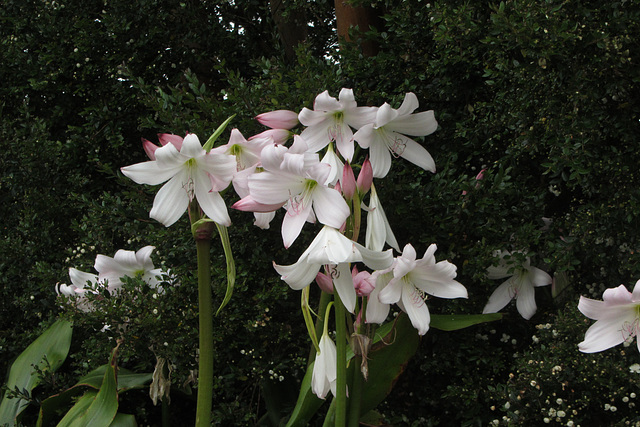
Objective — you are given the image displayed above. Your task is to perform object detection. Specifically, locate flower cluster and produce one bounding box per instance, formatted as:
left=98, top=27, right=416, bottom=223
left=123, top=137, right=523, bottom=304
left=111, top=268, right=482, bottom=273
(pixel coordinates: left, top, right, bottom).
left=232, top=89, right=466, bottom=398
left=56, top=246, right=170, bottom=311
left=119, top=88, right=466, bottom=403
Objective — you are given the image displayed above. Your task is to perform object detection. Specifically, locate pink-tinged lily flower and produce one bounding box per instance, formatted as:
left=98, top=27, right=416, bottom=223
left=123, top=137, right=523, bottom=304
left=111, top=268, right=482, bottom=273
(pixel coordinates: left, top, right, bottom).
left=299, top=88, right=377, bottom=161
left=578, top=280, right=640, bottom=353
left=142, top=134, right=185, bottom=160
left=356, top=157, right=373, bottom=195
left=231, top=167, right=276, bottom=229
left=364, top=184, right=400, bottom=252
left=312, top=328, right=338, bottom=399
left=249, top=128, right=291, bottom=145
left=234, top=138, right=350, bottom=248
left=121, top=133, right=237, bottom=227
left=482, top=250, right=552, bottom=320
left=213, top=129, right=275, bottom=229
left=370, top=244, right=467, bottom=335
left=95, top=246, right=164, bottom=289
left=256, top=110, right=299, bottom=130
left=353, top=92, right=438, bottom=178
left=212, top=128, right=271, bottom=172
left=273, top=226, right=393, bottom=312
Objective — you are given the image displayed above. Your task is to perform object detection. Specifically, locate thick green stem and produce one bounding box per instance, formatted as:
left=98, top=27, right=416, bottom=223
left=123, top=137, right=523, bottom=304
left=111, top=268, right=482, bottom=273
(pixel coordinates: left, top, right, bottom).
left=334, top=292, right=348, bottom=427
left=162, top=396, right=170, bottom=427
left=347, top=355, right=364, bottom=427
left=194, top=221, right=215, bottom=426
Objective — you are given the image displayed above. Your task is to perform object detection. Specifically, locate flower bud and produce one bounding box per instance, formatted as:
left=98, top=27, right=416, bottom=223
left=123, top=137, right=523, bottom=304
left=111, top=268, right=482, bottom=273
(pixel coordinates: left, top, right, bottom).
left=352, top=267, right=375, bottom=296
left=315, top=271, right=334, bottom=294
left=357, top=157, right=373, bottom=195
left=341, top=163, right=356, bottom=200
left=255, top=110, right=299, bottom=130
left=142, top=134, right=184, bottom=160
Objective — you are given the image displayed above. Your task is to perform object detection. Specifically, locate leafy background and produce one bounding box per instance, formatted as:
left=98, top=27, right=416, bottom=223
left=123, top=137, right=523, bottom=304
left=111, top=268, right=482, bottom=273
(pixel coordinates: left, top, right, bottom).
left=1, top=0, right=639, bottom=425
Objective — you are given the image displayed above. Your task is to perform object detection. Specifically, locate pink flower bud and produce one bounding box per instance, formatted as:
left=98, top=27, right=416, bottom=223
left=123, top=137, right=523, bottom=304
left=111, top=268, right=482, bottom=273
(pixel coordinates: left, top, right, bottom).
left=315, top=271, right=334, bottom=294
left=475, top=168, right=487, bottom=181
left=341, top=163, right=356, bottom=200
left=352, top=266, right=375, bottom=297
left=357, top=157, right=373, bottom=194
left=255, top=110, right=299, bottom=130
left=142, top=134, right=184, bottom=160
left=249, top=129, right=291, bottom=145
left=158, top=133, right=184, bottom=151
left=142, top=137, right=158, bottom=160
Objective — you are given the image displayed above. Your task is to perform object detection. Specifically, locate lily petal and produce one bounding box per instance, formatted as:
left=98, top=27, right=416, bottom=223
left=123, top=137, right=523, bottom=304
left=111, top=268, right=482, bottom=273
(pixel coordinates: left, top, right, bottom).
left=579, top=309, right=636, bottom=353
left=150, top=171, right=191, bottom=227
left=401, top=282, right=431, bottom=335
left=332, top=263, right=357, bottom=313
left=482, top=278, right=515, bottom=314
left=515, top=278, right=537, bottom=320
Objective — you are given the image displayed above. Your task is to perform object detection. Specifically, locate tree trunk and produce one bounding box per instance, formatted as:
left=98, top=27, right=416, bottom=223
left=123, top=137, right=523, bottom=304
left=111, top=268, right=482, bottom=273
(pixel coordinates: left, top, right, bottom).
left=334, top=0, right=381, bottom=57
left=270, top=0, right=309, bottom=63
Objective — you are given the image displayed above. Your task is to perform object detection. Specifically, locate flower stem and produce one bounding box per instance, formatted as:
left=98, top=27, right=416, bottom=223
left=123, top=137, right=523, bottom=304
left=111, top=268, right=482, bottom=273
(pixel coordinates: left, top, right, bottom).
left=191, top=199, right=216, bottom=427
left=195, top=235, right=214, bottom=426
left=334, top=292, right=348, bottom=427
left=347, top=355, right=364, bottom=427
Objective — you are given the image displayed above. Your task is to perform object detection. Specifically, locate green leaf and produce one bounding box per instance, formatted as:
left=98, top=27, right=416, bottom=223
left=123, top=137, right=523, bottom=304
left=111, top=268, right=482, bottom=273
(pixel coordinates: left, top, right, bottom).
left=430, top=313, right=502, bottom=331
left=0, top=319, right=73, bottom=426
left=58, top=351, right=119, bottom=427
left=75, top=366, right=152, bottom=392
left=55, top=391, right=98, bottom=426
left=202, top=115, right=235, bottom=152
left=357, top=313, right=421, bottom=415
left=38, top=364, right=149, bottom=426
left=215, top=223, right=236, bottom=315
left=109, top=413, right=138, bottom=427
left=284, top=361, right=325, bottom=427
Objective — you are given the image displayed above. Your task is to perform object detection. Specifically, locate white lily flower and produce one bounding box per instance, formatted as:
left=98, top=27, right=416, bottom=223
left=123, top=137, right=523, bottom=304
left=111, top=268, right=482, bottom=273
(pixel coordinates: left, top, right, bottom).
left=95, top=246, right=164, bottom=289
left=121, top=133, right=237, bottom=227
left=55, top=268, right=101, bottom=312
left=482, top=250, right=552, bottom=320
left=353, top=92, right=438, bottom=178
left=374, top=244, right=467, bottom=335
left=311, top=329, right=338, bottom=399
left=212, top=128, right=271, bottom=172
left=273, top=226, right=393, bottom=312
left=578, top=280, right=640, bottom=353
left=299, top=88, right=377, bottom=161
left=234, top=138, right=350, bottom=248
left=364, top=184, right=400, bottom=252
left=320, top=143, right=344, bottom=186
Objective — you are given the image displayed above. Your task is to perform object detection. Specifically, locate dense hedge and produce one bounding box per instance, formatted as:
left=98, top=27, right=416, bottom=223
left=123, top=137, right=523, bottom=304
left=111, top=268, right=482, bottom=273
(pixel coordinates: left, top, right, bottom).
left=2, top=0, right=640, bottom=425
